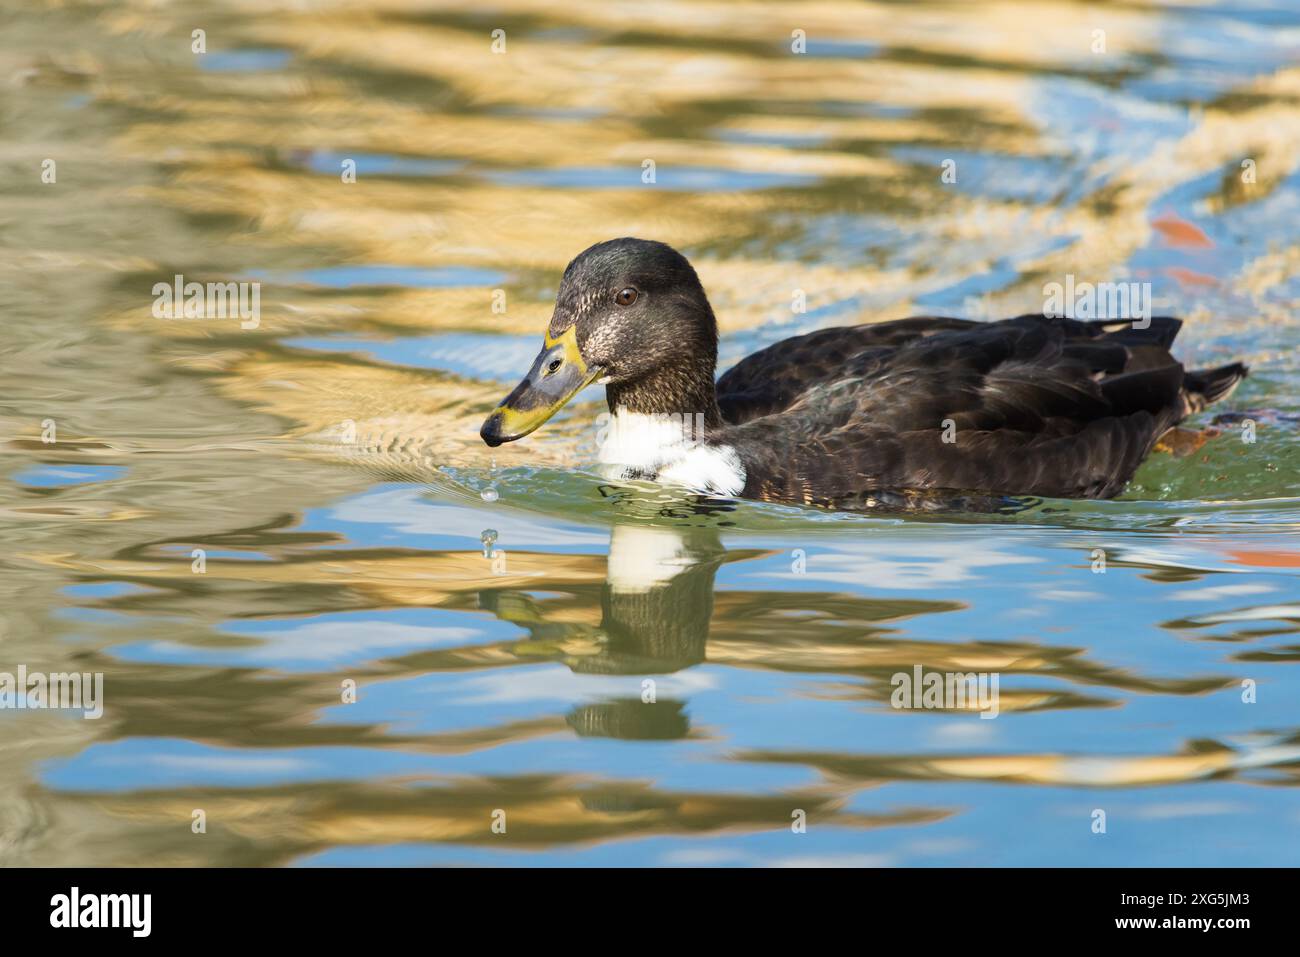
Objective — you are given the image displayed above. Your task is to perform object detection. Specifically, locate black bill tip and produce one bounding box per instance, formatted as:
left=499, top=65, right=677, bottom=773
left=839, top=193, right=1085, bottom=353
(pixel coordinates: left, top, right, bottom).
left=480, top=412, right=506, bottom=448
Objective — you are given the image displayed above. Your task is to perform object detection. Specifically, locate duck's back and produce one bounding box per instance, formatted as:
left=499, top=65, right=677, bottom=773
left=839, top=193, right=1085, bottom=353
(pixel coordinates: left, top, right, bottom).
left=714, top=314, right=1246, bottom=505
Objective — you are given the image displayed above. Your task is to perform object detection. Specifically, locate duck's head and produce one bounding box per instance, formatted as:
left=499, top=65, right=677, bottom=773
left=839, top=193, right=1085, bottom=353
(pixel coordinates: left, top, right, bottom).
left=480, top=237, right=719, bottom=447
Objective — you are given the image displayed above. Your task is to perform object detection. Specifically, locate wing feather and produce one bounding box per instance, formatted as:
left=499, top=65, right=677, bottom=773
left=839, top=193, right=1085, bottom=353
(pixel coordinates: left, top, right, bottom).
left=715, top=315, right=1195, bottom=503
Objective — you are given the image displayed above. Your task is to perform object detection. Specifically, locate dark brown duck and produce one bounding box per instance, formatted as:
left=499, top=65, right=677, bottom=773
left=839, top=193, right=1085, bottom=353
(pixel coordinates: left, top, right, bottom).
left=480, top=238, right=1248, bottom=507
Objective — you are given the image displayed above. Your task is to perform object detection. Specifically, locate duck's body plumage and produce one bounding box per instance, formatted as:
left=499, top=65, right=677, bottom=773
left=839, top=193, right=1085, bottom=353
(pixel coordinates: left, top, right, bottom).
left=714, top=314, right=1246, bottom=505
left=481, top=238, right=1248, bottom=509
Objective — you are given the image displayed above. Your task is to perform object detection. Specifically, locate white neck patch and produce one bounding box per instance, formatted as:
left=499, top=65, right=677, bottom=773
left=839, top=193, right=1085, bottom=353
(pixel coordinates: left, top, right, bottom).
left=597, top=410, right=746, bottom=497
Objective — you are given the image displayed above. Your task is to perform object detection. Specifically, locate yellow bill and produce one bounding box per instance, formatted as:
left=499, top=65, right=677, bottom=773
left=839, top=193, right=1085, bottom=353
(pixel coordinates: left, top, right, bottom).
left=480, top=326, right=604, bottom=447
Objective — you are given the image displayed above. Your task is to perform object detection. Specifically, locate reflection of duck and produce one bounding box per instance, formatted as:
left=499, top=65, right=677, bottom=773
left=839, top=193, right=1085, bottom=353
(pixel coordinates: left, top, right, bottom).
left=478, top=522, right=726, bottom=740
left=567, top=700, right=690, bottom=740
left=593, top=524, right=725, bottom=673
left=480, top=523, right=726, bottom=677
left=480, top=238, right=1248, bottom=507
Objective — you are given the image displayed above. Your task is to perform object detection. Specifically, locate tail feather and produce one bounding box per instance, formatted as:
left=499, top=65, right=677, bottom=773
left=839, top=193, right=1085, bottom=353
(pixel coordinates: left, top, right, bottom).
left=1099, top=316, right=1183, bottom=348
left=1012, top=314, right=1185, bottom=348
left=1183, top=361, right=1249, bottom=414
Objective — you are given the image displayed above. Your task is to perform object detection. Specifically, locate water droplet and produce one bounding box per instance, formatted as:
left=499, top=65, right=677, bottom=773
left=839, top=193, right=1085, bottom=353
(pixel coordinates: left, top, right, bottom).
left=481, top=487, right=499, bottom=503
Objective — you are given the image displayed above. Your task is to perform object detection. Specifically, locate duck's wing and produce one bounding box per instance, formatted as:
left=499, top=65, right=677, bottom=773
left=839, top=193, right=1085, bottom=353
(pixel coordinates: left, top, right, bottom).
left=716, top=316, right=977, bottom=424
left=719, top=314, right=1210, bottom=504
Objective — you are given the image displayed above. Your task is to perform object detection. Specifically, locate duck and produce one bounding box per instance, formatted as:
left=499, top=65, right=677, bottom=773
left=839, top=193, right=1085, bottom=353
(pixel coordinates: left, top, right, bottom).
left=479, top=237, right=1249, bottom=508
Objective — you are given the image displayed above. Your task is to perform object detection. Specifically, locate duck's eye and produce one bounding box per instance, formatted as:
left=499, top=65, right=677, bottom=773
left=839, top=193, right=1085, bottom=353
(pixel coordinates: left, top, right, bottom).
left=546, top=358, right=562, bottom=375
left=614, top=287, right=638, bottom=306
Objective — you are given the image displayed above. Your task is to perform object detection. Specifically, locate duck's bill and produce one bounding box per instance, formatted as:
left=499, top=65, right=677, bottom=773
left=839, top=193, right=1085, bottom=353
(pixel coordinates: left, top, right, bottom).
left=480, top=327, right=604, bottom=447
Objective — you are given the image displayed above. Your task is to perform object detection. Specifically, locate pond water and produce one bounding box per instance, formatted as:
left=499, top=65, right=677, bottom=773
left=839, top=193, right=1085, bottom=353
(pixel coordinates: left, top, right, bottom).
left=1, top=0, right=1298, bottom=866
